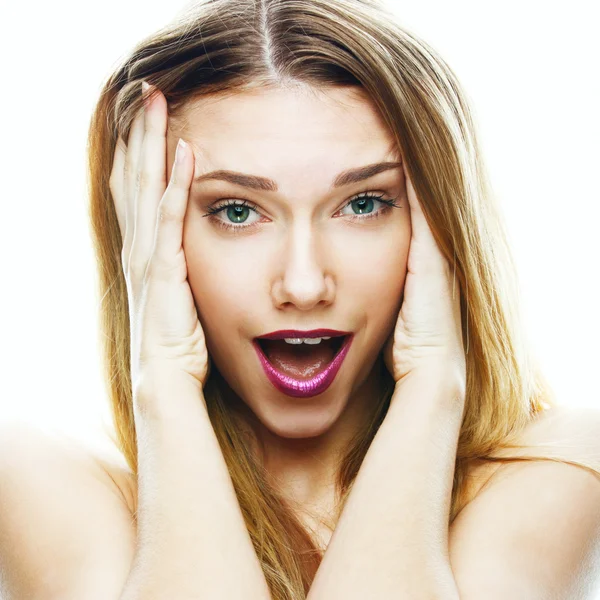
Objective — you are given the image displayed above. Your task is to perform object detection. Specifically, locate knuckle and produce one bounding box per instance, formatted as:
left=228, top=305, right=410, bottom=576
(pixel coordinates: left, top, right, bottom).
left=135, top=169, right=146, bottom=191
left=136, top=168, right=161, bottom=192
left=123, top=162, right=134, bottom=186
left=157, top=205, right=180, bottom=223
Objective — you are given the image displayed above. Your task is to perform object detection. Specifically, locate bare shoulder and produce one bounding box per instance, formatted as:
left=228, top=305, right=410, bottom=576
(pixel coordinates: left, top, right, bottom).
left=449, top=407, right=600, bottom=598
left=0, top=420, right=137, bottom=599
left=0, top=420, right=137, bottom=514
left=514, top=403, right=600, bottom=445
left=487, top=403, right=600, bottom=471
left=463, top=404, right=600, bottom=505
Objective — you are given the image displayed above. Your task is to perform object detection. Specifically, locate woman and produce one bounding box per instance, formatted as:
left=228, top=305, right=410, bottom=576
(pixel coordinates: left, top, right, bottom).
left=2, top=0, right=599, bottom=598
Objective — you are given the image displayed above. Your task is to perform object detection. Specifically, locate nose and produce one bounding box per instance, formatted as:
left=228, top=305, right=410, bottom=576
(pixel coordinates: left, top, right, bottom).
left=271, top=223, right=335, bottom=311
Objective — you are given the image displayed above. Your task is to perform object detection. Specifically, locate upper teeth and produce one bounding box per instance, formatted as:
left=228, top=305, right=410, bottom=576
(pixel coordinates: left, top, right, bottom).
left=284, top=336, right=332, bottom=345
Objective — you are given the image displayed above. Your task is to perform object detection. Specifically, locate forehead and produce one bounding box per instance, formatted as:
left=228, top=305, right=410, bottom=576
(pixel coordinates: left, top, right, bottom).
left=169, top=86, right=399, bottom=163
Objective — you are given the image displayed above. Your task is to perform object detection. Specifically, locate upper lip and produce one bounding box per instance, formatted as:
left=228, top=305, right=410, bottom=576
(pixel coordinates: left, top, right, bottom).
left=255, top=329, right=352, bottom=340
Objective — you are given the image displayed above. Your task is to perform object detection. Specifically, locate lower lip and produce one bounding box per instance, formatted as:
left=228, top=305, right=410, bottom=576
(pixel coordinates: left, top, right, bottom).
left=253, top=335, right=354, bottom=398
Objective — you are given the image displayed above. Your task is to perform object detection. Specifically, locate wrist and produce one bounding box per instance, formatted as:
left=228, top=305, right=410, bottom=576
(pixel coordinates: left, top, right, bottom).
left=392, top=365, right=465, bottom=410
left=134, top=369, right=208, bottom=420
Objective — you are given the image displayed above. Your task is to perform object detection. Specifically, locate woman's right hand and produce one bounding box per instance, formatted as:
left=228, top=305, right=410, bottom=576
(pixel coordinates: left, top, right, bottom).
left=109, top=82, right=210, bottom=401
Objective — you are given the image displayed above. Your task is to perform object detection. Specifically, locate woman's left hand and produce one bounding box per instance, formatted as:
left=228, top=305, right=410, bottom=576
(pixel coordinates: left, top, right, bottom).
left=382, top=161, right=466, bottom=396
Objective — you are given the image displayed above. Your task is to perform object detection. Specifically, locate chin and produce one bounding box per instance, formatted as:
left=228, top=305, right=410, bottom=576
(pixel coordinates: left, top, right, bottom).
left=254, top=401, right=342, bottom=439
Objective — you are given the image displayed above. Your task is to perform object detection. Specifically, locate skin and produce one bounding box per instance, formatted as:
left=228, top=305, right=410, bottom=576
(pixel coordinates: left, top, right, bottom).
left=164, top=84, right=412, bottom=514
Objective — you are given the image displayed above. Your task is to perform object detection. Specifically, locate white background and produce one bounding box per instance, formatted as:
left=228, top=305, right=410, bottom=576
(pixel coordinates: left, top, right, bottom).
left=0, top=0, right=598, bottom=462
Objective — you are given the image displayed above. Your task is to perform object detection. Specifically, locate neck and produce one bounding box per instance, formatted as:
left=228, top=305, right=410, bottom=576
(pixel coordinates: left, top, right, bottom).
left=215, top=356, right=394, bottom=504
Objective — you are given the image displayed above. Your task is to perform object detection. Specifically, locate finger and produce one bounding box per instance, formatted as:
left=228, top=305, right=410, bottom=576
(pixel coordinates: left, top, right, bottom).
left=109, top=135, right=127, bottom=238
left=403, top=162, right=430, bottom=238
left=129, top=83, right=168, bottom=278
left=150, top=138, right=194, bottom=275
left=403, top=162, right=449, bottom=274
left=123, top=102, right=147, bottom=267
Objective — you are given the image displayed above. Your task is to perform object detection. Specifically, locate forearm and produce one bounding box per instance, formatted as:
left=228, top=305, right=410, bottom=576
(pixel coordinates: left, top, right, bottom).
left=308, top=371, right=464, bottom=600
left=120, top=372, right=271, bottom=600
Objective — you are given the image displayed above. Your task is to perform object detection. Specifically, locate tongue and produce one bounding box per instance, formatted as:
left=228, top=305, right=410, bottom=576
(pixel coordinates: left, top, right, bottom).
left=262, top=339, right=337, bottom=380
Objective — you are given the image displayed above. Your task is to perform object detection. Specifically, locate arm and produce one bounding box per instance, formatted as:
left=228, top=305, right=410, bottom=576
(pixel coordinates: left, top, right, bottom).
left=307, top=369, right=464, bottom=600
left=109, top=85, right=271, bottom=600
left=119, top=372, right=272, bottom=600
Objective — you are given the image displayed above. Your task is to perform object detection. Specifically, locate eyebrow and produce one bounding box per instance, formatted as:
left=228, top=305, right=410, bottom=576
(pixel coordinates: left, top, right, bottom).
left=192, top=161, right=403, bottom=192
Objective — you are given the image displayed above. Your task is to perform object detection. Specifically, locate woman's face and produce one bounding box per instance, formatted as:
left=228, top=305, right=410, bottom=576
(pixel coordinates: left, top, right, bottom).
left=166, top=85, right=411, bottom=441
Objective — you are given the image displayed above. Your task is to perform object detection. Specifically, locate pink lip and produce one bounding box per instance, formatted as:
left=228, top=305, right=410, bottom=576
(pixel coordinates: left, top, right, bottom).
left=252, top=335, right=354, bottom=398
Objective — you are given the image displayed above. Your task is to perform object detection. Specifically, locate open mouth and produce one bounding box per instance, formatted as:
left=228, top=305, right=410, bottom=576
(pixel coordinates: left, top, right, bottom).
left=255, top=335, right=348, bottom=380
left=257, top=335, right=346, bottom=359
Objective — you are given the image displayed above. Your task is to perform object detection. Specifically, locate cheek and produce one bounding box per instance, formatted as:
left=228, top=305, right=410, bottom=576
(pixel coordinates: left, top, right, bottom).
left=181, top=222, right=249, bottom=327
left=341, top=225, right=410, bottom=347
left=341, top=223, right=410, bottom=298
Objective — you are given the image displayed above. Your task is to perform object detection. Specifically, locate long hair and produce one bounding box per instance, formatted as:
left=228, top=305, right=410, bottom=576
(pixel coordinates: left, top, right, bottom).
left=86, top=1, right=599, bottom=597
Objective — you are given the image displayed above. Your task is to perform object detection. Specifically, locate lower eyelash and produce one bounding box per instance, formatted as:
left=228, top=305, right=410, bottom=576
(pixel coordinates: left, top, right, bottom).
left=203, top=192, right=402, bottom=234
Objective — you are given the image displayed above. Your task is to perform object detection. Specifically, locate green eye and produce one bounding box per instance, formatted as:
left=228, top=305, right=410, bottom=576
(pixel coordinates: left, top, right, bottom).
left=203, top=192, right=401, bottom=234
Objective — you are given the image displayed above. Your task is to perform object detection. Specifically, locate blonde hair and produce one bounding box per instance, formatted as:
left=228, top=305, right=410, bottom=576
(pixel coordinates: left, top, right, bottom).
left=86, top=0, right=599, bottom=598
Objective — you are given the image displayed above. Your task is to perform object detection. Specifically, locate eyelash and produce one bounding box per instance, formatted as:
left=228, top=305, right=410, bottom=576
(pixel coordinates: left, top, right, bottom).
left=202, top=191, right=402, bottom=234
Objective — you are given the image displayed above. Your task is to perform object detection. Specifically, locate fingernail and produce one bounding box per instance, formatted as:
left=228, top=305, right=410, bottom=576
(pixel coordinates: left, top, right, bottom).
left=175, top=138, right=187, bottom=164
left=141, top=80, right=151, bottom=106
